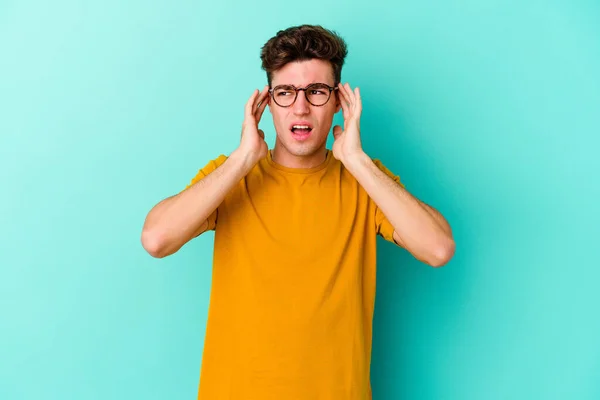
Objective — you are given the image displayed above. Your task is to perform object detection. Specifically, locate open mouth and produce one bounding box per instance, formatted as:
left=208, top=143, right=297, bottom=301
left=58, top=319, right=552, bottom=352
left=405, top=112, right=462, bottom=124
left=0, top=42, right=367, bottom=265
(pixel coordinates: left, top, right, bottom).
left=291, top=125, right=313, bottom=134
left=290, top=123, right=313, bottom=141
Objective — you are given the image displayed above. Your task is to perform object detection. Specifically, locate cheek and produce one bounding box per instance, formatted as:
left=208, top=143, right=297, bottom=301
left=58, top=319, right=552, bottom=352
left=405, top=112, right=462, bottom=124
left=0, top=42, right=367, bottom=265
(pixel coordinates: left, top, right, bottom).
left=317, top=109, right=336, bottom=129
left=271, top=110, right=288, bottom=133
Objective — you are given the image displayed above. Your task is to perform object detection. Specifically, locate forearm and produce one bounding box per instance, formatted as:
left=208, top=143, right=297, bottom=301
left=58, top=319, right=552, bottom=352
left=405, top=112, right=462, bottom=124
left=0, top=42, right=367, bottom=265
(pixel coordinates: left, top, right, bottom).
left=421, top=202, right=453, bottom=237
left=345, top=152, right=454, bottom=266
left=141, top=150, right=255, bottom=257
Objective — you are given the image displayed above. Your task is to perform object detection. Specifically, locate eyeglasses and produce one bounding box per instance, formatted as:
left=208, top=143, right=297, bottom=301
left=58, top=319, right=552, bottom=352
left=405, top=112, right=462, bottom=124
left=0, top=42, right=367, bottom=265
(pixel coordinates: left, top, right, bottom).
left=268, top=83, right=338, bottom=107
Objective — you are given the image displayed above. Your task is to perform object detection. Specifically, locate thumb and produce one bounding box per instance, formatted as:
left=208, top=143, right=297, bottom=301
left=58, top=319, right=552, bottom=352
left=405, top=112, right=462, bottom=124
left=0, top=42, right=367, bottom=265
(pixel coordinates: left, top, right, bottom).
left=333, top=125, right=342, bottom=140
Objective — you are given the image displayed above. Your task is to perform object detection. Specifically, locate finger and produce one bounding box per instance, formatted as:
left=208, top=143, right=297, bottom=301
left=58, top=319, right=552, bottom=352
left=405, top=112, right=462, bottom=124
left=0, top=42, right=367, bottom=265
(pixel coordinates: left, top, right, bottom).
left=341, top=83, right=354, bottom=112
left=344, top=83, right=355, bottom=106
left=255, top=97, right=269, bottom=123
left=354, top=87, right=362, bottom=114
left=258, top=129, right=265, bottom=139
left=338, top=82, right=349, bottom=104
left=337, top=83, right=350, bottom=119
left=254, top=86, right=268, bottom=113
left=245, top=89, right=259, bottom=120
left=255, top=86, right=270, bottom=122
left=255, top=85, right=269, bottom=108
left=333, top=125, right=343, bottom=140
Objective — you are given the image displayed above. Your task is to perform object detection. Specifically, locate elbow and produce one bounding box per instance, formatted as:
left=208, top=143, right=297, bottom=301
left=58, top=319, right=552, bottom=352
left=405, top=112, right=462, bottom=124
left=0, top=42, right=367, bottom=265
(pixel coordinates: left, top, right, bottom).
left=429, top=237, right=455, bottom=268
left=141, top=228, right=168, bottom=258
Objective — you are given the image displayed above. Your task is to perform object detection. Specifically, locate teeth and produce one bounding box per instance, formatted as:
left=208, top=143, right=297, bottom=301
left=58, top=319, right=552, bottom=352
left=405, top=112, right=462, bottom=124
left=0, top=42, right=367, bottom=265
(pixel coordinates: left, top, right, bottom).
left=293, top=125, right=311, bottom=129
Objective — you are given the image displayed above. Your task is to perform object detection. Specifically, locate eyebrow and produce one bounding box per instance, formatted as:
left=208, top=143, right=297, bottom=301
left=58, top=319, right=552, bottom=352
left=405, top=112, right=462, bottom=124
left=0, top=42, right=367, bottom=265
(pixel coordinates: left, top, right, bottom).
left=272, top=82, right=332, bottom=88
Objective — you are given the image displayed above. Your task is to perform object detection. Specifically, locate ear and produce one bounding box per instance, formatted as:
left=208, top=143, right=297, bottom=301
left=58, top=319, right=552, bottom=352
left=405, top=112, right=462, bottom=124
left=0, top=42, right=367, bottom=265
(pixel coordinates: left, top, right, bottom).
left=335, top=96, right=342, bottom=114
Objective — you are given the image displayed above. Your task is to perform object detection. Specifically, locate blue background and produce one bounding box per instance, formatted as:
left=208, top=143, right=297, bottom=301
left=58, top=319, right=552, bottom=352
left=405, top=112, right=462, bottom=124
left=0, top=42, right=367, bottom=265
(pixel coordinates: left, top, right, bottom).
left=1, top=1, right=599, bottom=399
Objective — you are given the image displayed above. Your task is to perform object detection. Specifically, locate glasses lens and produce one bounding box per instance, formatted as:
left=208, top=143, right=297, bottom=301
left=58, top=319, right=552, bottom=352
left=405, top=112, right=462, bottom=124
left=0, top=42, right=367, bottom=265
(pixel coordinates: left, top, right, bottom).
left=273, top=86, right=296, bottom=107
left=306, top=84, right=331, bottom=106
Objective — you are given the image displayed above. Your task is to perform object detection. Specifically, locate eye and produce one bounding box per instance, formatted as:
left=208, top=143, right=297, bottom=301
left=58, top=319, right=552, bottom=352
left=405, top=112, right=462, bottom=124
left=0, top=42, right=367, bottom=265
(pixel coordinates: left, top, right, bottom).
left=308, top=84, right=329, bottom=95
left=274, top=87, right=295, bottom=97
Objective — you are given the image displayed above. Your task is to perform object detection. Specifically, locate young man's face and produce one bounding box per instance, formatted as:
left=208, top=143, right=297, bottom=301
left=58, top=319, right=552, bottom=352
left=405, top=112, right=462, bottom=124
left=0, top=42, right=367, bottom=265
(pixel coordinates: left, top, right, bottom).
left=268, top=59, right=341, bottom=163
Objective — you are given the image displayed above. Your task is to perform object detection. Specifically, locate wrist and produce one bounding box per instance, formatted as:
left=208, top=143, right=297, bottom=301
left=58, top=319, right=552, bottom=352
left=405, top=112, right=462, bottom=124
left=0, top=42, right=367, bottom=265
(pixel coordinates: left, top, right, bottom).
left=341, top=150, right=370, bottom=174
left=230, top=147, right=259, bottom=172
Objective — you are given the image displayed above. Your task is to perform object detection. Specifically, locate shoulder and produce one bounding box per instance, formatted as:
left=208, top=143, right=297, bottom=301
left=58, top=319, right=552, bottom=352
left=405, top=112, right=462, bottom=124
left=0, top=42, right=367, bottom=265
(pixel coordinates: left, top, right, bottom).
left=199, top=154, right=229, bottom=174
left=202, top=154, right=229, bottom=171
left=335, top=156, right=398, bottom=178
left=185, top=154, right=228, bottom=190
left=371, top=158, right=404, bottom=187
left=371, top=158, right=392, bottom=174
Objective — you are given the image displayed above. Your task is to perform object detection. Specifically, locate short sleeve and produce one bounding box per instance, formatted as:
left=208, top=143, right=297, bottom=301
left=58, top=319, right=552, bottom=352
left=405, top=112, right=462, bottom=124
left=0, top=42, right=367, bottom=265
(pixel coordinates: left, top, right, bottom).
left=372, top=159, right=405, bottom=243
left=182, top=154, right=228, bottom=231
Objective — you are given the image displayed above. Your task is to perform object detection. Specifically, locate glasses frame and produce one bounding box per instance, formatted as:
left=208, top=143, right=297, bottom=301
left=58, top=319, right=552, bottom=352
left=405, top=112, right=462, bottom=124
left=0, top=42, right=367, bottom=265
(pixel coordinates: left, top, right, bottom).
left=268, top=83, right=338, bottom=107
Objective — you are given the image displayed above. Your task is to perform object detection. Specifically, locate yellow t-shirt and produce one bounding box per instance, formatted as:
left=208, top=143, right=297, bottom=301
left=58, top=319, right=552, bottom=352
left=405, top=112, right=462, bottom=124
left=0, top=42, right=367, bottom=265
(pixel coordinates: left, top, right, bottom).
left=186, top=149, right=403, bottom=400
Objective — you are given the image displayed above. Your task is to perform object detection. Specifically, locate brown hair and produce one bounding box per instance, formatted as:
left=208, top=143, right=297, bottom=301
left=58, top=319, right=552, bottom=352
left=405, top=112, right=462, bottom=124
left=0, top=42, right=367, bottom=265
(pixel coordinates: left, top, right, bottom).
left=260, top=25, right=348, bottom=87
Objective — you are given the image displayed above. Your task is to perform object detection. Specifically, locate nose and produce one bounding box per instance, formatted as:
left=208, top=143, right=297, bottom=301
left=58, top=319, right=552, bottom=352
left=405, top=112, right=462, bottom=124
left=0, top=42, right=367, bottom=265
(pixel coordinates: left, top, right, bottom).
left=292, top=90, right=310, bottom=115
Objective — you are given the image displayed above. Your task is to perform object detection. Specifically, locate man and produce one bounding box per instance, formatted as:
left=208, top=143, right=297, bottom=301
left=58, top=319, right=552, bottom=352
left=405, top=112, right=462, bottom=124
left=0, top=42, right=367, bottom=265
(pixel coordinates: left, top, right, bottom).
left=141, top=24, right=454, bottom=400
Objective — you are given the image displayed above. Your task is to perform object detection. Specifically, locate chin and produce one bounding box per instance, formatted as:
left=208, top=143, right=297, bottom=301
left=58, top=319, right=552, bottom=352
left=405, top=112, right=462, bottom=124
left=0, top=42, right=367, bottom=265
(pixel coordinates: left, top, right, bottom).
left=281, top=137, right=327, bottom=157
left=289, top=146, right=321, bottom=157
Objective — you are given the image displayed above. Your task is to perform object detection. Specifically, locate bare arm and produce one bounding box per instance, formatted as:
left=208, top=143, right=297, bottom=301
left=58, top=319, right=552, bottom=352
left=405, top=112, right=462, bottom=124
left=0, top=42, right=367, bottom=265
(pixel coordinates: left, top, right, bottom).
left=346, top=154, right=455, bottom=267
left=418, top=202, right=453, bottom=237
left=333, top=82, right=455, bottom=267
left=141, top=86, right=271, bottom=258
left=141, top=151, right=257, bottom=258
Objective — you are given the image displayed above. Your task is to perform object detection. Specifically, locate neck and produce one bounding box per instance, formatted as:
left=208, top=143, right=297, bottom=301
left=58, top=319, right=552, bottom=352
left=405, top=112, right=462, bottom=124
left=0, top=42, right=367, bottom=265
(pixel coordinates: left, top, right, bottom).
left=271, top=143, right=328, bottom=169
